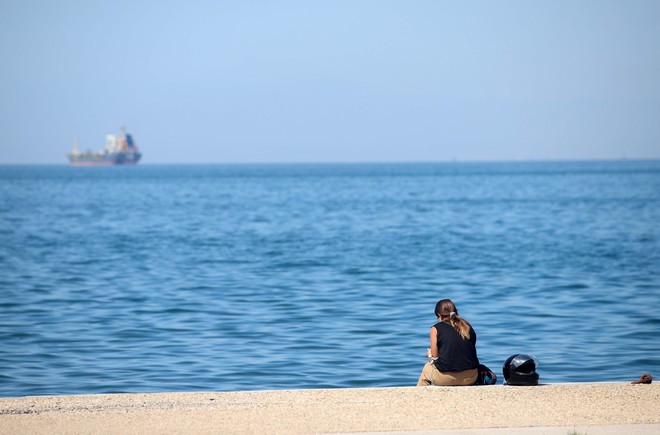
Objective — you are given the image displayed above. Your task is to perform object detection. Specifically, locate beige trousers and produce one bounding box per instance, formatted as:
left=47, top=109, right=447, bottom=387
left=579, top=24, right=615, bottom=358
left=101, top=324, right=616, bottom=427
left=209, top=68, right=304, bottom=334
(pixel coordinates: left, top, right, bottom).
left=416, top=362, right=478, bottom=386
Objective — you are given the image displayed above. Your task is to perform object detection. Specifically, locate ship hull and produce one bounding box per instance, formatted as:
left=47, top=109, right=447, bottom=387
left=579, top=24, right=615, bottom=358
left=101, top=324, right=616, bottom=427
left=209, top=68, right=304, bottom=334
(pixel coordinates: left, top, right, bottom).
left=67, top=152, right=141, bottom=166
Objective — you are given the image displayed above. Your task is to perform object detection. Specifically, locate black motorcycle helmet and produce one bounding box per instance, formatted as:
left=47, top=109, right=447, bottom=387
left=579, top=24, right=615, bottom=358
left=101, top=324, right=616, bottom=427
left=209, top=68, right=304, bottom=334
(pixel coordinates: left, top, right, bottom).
left=503, top=354, right=539, bottom=386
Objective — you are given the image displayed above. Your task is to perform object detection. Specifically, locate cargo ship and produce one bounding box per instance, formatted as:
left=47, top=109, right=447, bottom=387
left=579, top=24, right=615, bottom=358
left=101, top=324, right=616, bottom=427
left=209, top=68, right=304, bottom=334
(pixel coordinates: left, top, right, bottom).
left=67, top=127, right=141, bottom=166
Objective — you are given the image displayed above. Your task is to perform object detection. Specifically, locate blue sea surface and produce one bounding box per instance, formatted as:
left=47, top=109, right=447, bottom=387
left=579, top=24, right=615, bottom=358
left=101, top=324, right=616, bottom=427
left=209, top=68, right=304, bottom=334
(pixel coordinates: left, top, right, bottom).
left=1, top=161, right=659, bottom=397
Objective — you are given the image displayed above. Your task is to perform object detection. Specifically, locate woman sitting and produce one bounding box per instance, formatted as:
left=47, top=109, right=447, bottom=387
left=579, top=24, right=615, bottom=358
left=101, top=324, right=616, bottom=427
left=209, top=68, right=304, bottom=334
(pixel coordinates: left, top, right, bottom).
left=417, top=299, right=479, bottom=386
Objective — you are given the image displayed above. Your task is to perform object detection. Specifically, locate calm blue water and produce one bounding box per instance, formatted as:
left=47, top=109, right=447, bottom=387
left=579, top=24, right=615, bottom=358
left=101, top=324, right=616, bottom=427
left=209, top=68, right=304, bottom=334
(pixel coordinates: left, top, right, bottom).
left=1, top=161, right=659, bottom=397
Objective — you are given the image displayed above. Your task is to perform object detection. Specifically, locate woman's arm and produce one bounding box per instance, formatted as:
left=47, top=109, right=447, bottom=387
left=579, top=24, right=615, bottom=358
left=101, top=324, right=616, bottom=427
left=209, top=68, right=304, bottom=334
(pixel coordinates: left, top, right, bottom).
left=429, top=326, right=439, bottom=358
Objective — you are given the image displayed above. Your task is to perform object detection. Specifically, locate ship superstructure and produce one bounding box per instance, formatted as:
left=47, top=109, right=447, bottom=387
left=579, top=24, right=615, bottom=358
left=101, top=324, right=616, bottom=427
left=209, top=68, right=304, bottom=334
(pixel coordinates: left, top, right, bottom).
left=67, top=127, right=141, bottom=166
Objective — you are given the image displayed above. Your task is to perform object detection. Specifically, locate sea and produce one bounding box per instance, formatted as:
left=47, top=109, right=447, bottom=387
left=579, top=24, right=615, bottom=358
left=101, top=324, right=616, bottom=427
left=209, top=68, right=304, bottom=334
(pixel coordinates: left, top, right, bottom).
left=1, top=161, right=659, bottom=397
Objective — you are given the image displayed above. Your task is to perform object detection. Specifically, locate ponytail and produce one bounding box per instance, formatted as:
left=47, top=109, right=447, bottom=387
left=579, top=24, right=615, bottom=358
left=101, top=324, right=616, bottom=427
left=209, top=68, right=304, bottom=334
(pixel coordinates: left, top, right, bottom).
left=447, top=312, right=472, bottom=340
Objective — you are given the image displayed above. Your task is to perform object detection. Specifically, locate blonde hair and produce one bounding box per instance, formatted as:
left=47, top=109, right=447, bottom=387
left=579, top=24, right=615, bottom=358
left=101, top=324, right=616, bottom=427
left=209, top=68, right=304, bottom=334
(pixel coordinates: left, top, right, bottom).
left=434, top=299, right=472, bottom=340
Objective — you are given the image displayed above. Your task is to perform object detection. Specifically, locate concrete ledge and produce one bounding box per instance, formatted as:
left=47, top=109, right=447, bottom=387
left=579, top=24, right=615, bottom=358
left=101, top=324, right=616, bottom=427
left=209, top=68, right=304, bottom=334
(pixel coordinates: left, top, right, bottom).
left=1, top=383, right=658, bottom=434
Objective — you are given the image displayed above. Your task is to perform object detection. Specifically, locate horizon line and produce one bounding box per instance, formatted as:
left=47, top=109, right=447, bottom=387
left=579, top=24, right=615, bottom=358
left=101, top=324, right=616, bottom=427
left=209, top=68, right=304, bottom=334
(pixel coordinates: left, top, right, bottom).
left=2, top=157, right=660, bottom=167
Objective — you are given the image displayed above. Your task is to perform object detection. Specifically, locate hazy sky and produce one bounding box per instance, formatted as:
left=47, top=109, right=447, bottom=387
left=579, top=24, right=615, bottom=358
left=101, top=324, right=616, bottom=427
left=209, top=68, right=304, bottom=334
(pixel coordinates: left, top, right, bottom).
left=1, top=0, right=659, bottom=164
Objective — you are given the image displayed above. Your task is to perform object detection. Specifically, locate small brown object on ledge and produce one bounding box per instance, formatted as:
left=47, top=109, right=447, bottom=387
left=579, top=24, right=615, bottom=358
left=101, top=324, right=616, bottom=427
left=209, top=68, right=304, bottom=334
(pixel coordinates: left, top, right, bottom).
left=631, top=373, right=652, bottom=384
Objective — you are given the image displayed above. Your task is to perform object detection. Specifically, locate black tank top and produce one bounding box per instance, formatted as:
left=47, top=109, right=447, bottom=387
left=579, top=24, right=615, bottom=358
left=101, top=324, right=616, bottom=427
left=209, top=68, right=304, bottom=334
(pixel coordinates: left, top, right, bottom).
left=432, top=321, right=479, bottom=372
